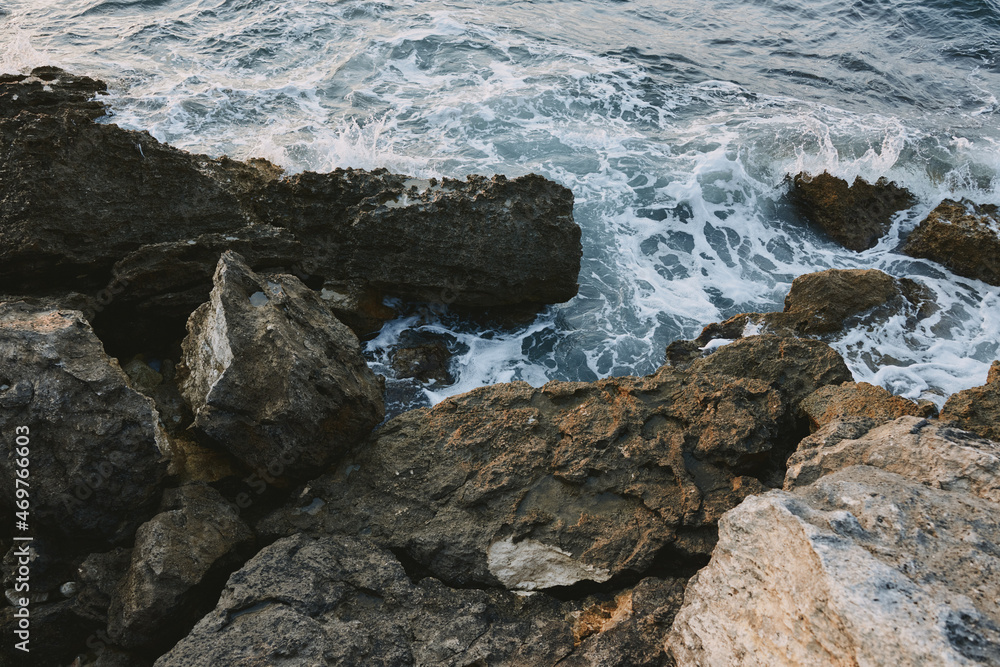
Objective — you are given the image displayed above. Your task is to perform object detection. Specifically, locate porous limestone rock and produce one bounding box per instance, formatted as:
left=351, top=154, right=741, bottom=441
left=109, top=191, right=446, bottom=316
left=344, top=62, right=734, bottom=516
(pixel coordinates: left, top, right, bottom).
left=108, top=483, right=253, bottom=651
left=800, top=381, right=923, bottom=430
left=941, top=360, right=1000, bottom=442
left=178, top=252, right=384, bottom=479
left=903, top=199, right=1000, bottom=285
left=0, top=301, right=168, bottom=543
left=668, top=465, right=1000, bottom=666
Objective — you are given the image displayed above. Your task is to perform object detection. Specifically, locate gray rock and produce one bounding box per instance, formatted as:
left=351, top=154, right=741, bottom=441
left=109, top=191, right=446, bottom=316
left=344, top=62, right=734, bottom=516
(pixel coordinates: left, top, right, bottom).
left=0, top=302, right=168, bottom=543
left=668, top=466, right=1000, bottom=666
left=178, top=252, right=384, bottom=479
left=71, top=548, right=132, bottom=625
left=108, top=483, right=253, bottom=651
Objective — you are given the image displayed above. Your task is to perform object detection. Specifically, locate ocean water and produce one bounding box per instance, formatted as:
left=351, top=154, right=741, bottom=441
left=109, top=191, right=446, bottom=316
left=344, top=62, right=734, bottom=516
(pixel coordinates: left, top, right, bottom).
left=3, top=0, right=999, bottom=413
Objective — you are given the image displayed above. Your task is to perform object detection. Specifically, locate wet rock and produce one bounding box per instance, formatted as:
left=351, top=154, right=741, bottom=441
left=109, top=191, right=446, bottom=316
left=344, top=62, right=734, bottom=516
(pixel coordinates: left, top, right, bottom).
left=256, top=170, right=581, bottom=307
left=107, top=483, right=254, bottom=652
left=689, top=335, right=853, bottom=410
left=903, top=199, right=1000, bottom=285
left=785, top=416, right=1000, bottom=502
left=390, top=335, right=455, bottom=385
left=257, top=347, right=841, bottom=590
left=0, top=66, right=106, bottom=120
left=319, top=280, right=395, bottom=339
left=668, top=466, right=1000, bottom=666
left=800, top=381, right=923, bottom=430
left=940, top=360, right=1000, bottom=441
left=154, top=533, right=579, bottom=667
left=0, top=302, right=169, bottom=543
left=788, top=171, right=915, bottom=251
left=178, top=252, right=384, bottom=479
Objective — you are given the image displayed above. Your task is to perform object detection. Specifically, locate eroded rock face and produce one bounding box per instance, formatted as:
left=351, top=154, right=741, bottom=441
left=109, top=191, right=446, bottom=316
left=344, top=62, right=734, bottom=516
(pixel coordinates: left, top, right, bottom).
left=800, top=381, right=923, bottom=430
left=258, top=341, right=851, bottom=590
left=941, top=360, right=1000, bottom=442
left=668, top=465, right=1000, bottom=666
left=155, top=533, right=685, bottom=667
left=0, top=302, right=168, bottom=543
left=788, top=171, right=915, bottom=251
left=178, top=252, right=384, bottom=479
left=108, top=484, right=253, bottom=651
left=904, top=199, right=1000, bottom=286
left=785, top=416, right=1000, bottom=502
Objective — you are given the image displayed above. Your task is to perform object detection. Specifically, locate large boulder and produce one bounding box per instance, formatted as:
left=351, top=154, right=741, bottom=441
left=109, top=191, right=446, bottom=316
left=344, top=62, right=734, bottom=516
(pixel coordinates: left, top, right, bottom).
left=668, top=465, right=1000, bottom=666
left=785, top=416, right=1000, bottom=502
left=0, top=68, right=581, bottom=310
left=258, top=340, right=852, bottom=590
left=788, top=171, right=915, bottom=251
left=108, top=483, right=254, bottom=651
left=903, top=199, right=1000, bottom=285
left=178, top=252, right=384, bottom=479
left=940, top=360, right=1000, bottom=441
left=155, top=533, right=685, bottom=667
left=0, top=302, right=168, bottom=543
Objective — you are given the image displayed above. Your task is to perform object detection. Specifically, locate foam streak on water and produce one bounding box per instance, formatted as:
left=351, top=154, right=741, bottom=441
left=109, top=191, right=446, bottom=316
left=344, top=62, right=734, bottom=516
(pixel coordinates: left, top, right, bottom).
left=3, top=0, right=999, bottom=412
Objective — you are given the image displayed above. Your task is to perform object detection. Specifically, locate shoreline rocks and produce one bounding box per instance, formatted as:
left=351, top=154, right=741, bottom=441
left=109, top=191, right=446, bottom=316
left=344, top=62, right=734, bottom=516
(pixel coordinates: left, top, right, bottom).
left=904, top=199, right=1000, bottom=286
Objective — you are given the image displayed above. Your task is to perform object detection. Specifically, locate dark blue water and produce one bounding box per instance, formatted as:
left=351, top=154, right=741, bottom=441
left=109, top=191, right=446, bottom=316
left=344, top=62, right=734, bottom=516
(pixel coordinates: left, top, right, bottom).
left=3, top=0, right=999, bottom=410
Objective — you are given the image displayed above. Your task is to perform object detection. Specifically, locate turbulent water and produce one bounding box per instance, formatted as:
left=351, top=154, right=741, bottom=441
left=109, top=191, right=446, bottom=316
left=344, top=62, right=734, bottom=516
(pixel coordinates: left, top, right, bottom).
left=4, top=0, right=1000, bottom=412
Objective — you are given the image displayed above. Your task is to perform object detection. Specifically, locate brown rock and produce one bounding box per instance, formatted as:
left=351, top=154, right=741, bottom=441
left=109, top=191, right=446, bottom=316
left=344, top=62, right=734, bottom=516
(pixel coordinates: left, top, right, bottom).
left=800, top=381, right=922, bottom=430
left=903, top=199, right=1000, bottom=285
left=788, top=171, right=915, bottom=251
left=940, top=361, right=1000, bottom=441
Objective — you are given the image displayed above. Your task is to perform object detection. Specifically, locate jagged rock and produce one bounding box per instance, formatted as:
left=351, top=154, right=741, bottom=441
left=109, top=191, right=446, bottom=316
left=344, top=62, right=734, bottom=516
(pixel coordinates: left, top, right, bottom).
left=788, top=171, right=915, bottom=251
left=0, top=302, right=168, bottom=543
left=800, top=381, right=923, bottom=430
left=940, top=360, right=1000, bottom=441
left=107, top=483, right=253, bottom=651
left=257, top=341, right=848, bottom=590
left=71, top=548, right=133, bottom=625
left=390, top=335, right=455, bottom=385
left=0, top=598, right=100, bottom=666
left=178, top=252, right=384, bottom=479
left=689, top=335, right=853, bottom=410
left=154, top=533, right=577, bottom=666
left=1, top=68, right=581, bottom=310
left=785, top=416, right=1000, bottom=502
left=904, top=199, right=1000, bottom=285
left=668, top=466, right=1000, bottom=666
left=318, top=280, right=395, bottom=338
left=255, top=171, right=581, bottom=307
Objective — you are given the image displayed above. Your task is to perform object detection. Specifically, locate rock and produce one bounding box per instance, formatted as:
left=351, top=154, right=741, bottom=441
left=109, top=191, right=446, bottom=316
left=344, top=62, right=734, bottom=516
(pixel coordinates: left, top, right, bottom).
left=903, top=199, right=1000, bottom=285
left=178, top=252, right=384, bottom=479
left=0, top=302, right=168, bottom=543
left=785, top=416, right=1000, bottom=502
left=940, top=360, right=1000, bottom=441
left=800, top=381, right=923, bottom=430
left=788, top=171, right=915, bottom=251
left=668, top=466, right=1000, bottom=666
left=71, top=548, right=133, bottom=625
left=0, top=598, right=100, bottom=666
left=256, top=170, right=581, bottom=307
left=257, top=349, right=838, bottom=590
left=154, top=533, right=578, bottom=667
left=108, top=483, right=254, bottom=651
left=319, top=280, right=395, bottom=339
left=1, top=68, right=581, bottom=311
left=689, top=335, right=853, bottom=410
left=390, top=335, right=455, bottom=385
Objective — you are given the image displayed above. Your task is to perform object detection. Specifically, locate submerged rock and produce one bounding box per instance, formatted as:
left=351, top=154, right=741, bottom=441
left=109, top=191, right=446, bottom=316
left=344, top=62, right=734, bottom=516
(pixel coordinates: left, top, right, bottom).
left=903, top=199, right=1000, bottom=286
left=940, top=361, right=1000, bottom=441
left=668, top=465, right=1000, bottom=666
left=0, top=302, right=168, bottom=543
left=258, top=339, right=853, bottom=590
left=108, top=484, right=254, bottom=651
left=788, top=171, right=915, bottom=251
left=178, top=252, right=384, bottom=479
left=390, top=335, right=455, bottom=385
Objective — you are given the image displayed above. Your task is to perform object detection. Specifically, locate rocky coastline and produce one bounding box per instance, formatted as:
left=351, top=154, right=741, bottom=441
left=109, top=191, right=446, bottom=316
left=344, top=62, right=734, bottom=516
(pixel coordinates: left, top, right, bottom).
left=2, top=68, right=999, bottom=666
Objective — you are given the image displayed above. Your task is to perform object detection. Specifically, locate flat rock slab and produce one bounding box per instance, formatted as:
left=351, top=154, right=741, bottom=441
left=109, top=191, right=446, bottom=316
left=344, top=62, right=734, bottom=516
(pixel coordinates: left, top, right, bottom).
left=178, top=252, right=384, bottom=479
left=669, top=465, right=1000, bottom=666
left=0, top=301, right=168, bottom=543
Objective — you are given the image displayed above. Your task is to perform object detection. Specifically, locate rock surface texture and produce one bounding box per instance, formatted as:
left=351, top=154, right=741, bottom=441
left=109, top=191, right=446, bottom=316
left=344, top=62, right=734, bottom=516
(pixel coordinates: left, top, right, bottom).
left=799, top=381, right=923, bottom=430
left=788, top=171, right=915, bottom=251
left=108, top=483, right=253, bottom=651
left=941, top=360, right=1000, bottom=442
left=904, top=199, right=1000, bottom=286
left=259, top=337, right=851, bottom=590
left=669, top=465, right=1000, bottom=666
left=178, top=252, right=384, bottom=478
left=0, top=68, right=581, bottom=310
left=0, top=301, right=168, bottom=543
